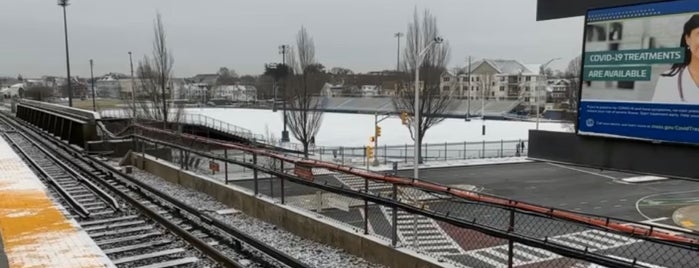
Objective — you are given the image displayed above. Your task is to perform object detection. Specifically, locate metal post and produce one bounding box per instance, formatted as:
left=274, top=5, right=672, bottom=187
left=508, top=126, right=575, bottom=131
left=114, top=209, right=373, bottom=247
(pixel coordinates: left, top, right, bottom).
left=444, top=142, right=448, bottom=161
left=463, top=141, right=467, bottom=159
left=482, top=140, right=486, bottom=158
left=500, top=140, right=504, bottom=157
left=280, top=161, right=285, bottom=204
left=392, top=183, right=398, bottom=247
left=224, top=148, right=228, bottom=184
left=414, top=61, right=420, bottom=179
left=364, top=177, right=369, bottom=235
left=340, top=147, right=344, bottom=164
left=373, top=113, right=379, bottom=166
left=253, top=153, right=258, bottom=195
left=384, top=144, right=387, bottom=165
left=413, top=212, right=418, bottom=248
left=129, top=52, right=136, bottom=120
left=405, top=143, right=408, bottom=163
left=90, top=59, right=95, bottom=111
left=59, top=0, right=73, bottom=107
left=508, top=209, right=515, bottom=268
left=179, top=148, right=184, bottom=169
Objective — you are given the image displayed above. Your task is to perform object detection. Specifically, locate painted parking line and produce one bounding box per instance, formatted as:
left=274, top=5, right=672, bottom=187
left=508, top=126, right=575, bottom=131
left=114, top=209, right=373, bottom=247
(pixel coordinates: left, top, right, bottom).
left=546, top=163, right=619, bottom=180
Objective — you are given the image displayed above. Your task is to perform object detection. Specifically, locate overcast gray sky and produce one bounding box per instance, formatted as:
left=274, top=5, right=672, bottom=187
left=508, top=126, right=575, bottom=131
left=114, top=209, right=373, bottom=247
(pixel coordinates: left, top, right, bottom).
left=1, top=0, right=584, bottom=78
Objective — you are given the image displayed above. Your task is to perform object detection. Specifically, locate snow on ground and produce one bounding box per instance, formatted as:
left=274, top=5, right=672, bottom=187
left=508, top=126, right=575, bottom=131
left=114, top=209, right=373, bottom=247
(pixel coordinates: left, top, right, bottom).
left=129, top=166, right=384, bottom=268
left=187, top=108, right=573, bottom=147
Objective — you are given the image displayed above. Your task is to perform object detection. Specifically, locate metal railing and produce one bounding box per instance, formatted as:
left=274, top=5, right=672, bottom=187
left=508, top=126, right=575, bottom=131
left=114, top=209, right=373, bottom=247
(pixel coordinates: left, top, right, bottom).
left=132, top=125, right=699, bottom=268
left=283, top=140, right=528, bottom=166
left=100, top=109, right=263, bottom=142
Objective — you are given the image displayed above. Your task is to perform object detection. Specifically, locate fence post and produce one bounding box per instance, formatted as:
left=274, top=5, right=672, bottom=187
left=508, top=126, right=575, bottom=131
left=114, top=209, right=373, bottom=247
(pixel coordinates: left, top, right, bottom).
left=384, top=144, right=387, bottom=165
left=179, top=148, right=184, bottom=169
left=253, top=153, right=258, bottom=196
left=280, top=161, right=285, bottom=204
left=508, top=208, right=515, bottom=268
left=404, top=144, right=408, bottom=163
left=444, top=142, right=448, bottom=161
left=500, top=139, right=504, bottom=157
left=224, top=148, right=228, bottom=184
left=364, top=176, right=369, bottom=235
left=392, top=183, right=398, bottom=247
left=463, top=141, right=467, bottom=160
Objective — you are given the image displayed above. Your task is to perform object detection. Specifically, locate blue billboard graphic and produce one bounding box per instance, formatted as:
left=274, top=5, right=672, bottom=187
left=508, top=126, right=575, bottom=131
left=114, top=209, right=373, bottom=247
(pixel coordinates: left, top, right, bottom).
left=579, top=0, right=699, bottom=144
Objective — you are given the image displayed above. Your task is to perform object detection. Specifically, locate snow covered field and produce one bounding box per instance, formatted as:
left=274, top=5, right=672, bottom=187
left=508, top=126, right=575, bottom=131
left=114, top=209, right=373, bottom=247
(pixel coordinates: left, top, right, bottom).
left=187, top=108, right=573, bottom=147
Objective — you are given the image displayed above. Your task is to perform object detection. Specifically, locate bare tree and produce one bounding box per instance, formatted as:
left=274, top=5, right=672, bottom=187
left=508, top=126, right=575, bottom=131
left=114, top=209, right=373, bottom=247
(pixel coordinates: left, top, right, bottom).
left=129, top=13, right=181, bottom=129
left=393, top=9, right=455, bottom=164
left=565, top=55, right=582, bottom=110
left=284, top=26, right=327, bottom=158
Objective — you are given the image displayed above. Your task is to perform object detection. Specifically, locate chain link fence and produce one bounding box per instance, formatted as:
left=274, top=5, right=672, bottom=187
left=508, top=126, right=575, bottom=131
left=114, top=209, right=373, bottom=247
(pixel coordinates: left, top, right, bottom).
left=133, top=129, right=699, bottom=268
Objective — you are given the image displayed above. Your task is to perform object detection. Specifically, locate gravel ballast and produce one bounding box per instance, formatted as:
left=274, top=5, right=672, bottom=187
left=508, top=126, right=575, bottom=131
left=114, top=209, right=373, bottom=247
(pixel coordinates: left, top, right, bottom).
left=127, top=166, right=384, bottom=268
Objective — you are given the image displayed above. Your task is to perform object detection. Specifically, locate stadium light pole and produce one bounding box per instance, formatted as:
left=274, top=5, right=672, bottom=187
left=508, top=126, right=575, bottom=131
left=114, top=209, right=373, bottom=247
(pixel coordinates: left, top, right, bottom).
left=58, top=0, right=73, bottom=107
left=394, top=32, right=404, bottom=71
left=413, top=37, right=443, bottom=179
left=537, top=57, right=561, bottom=130
left=90, top=59, right=95, bottom=111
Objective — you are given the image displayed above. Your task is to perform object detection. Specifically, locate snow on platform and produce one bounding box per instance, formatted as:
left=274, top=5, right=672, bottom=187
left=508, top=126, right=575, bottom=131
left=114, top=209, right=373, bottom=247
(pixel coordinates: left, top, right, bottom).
left=0, top=136, right=114, bottom=267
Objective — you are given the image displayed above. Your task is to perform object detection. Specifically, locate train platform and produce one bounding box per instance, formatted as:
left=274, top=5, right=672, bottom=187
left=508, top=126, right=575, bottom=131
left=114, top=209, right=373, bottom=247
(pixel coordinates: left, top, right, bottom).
left=0, top=135, right=114, bottom=267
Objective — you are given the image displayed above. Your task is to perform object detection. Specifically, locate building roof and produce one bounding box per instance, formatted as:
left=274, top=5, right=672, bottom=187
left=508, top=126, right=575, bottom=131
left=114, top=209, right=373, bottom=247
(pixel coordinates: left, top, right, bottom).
left=465, top=59, right=541, bottom=75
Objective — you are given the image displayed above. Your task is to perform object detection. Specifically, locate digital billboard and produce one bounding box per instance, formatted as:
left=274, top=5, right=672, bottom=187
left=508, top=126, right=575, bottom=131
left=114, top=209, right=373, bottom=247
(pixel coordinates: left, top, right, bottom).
left=578, top=0, right=699, bottom=144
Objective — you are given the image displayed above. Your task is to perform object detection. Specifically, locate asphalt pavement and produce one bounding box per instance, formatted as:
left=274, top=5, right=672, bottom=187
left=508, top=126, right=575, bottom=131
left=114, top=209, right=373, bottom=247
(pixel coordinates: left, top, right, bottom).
left=396, top=162, right=699, bottom=224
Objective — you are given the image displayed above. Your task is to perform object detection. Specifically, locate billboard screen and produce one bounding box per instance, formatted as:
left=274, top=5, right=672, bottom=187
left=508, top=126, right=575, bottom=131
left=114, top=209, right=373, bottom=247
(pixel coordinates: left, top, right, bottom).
left=578, top=0, right=699, bottom=144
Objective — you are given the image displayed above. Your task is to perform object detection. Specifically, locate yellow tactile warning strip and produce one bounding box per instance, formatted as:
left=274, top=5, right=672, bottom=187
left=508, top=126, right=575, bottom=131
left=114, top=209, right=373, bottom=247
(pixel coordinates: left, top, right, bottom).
left=0, top=137, right=114, bottom=267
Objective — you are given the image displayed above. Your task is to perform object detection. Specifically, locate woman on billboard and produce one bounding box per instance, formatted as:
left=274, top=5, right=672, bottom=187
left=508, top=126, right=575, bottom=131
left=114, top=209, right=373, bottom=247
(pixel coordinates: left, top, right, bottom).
left=653, top=14, right=699, bottom=103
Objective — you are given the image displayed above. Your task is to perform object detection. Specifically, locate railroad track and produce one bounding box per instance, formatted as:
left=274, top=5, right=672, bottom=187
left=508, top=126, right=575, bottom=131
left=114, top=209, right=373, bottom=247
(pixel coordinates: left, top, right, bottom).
left=0, top=113, right=308, bottom=268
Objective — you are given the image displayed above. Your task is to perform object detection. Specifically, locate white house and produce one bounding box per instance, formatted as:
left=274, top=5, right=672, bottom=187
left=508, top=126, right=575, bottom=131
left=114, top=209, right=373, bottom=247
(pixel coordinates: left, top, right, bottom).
left=213, top=85, right=257, bottom=102
left=442, top=59, right=544, bottom=106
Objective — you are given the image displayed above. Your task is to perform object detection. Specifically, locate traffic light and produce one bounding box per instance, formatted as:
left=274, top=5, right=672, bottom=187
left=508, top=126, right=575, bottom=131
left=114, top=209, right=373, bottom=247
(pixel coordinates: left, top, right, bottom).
left=375, top=126, right=382, bottom=137
left=400, top=112, right=409, bottom=125
left=366, top=146, right=374, bottom=159
left=369, top=136, right=375, bottom=143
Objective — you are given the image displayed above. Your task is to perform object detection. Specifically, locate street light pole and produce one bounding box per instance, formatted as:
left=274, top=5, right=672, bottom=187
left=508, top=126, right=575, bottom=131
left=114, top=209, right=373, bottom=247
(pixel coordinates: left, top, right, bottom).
left=279, top=45, right=290, bottom=142
left=413, top=37, right=443, bottom=179
left=537, top=57, right=561, bottom=130
left=394, top=32, right=403, bottom=71
left=90, top=59, right=95, bottom=111
left=58, top=0, right=72, bottom=107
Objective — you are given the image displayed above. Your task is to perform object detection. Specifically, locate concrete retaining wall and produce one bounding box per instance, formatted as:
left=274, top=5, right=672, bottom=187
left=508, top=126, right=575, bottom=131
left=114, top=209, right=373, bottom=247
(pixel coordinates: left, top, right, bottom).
left=129, top=152, right=446, bottom=268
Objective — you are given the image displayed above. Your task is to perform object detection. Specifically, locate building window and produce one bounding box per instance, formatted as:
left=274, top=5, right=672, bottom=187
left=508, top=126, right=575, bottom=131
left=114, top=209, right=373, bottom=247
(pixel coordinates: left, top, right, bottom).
left=491, top=92, right=495, bottom=96
left=525, top=97, right=530, bottom=102
left=476, top=77, right=480, bottom=82
left=500, top=76, right=506, bottom=82
left=442, top=86, right=450, bottom=91
left=443, top=77, right=450, bottom=82
left=525, top=86, right=530, bottom=91
left=525, top=76, right=531, bottom=82
left=499, top=86, right=505, bottom=91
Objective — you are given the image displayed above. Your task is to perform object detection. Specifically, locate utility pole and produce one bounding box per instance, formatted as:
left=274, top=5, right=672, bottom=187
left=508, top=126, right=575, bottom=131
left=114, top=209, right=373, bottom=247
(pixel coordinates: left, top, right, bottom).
left=394, top=32, right=403, bottom=71
left=90, top=59, right=95, bottom=111
left=58, top=0, right=73, bottom=107
left=279, top=44, right=290, bottom=142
